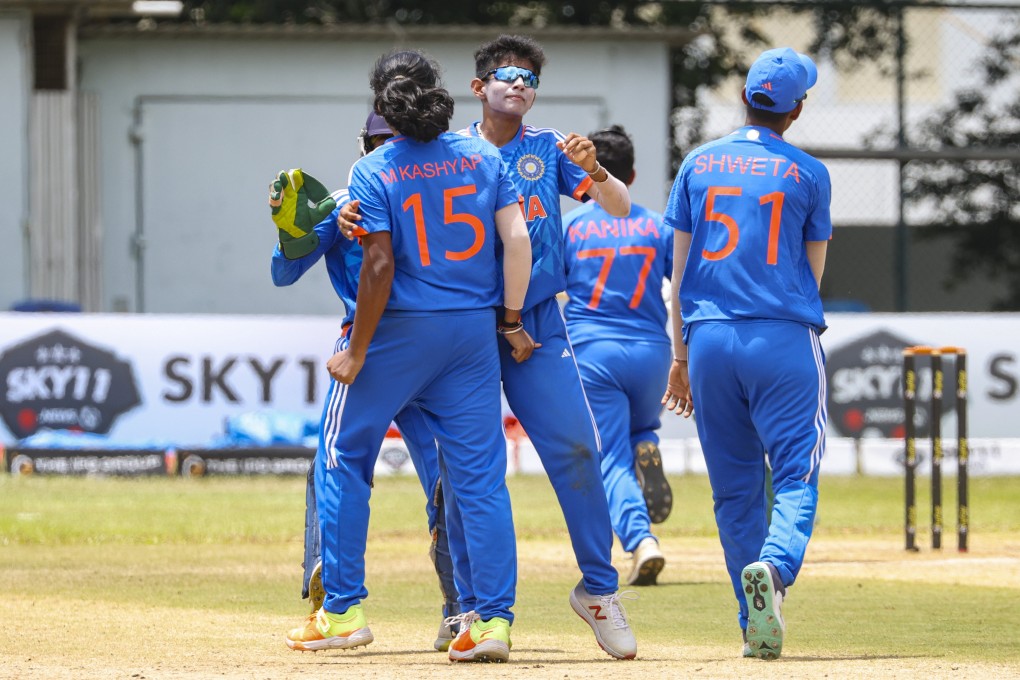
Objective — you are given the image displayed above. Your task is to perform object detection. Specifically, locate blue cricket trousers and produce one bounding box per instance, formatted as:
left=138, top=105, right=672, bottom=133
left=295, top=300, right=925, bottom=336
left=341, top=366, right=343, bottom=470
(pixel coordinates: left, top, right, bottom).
left=303, top=404, right=446, bottom=598
left=573, top=336, right=671, bottom=552
left=688, top=320, right=826, bottom=631
left=456, top=297, right=617, bottom=597
left=317, top=309, right=516, bottom=622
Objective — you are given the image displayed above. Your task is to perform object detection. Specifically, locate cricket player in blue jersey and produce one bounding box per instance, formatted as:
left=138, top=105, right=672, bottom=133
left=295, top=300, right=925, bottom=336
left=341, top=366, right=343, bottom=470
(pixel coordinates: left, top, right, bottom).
left=286, top=50, right=535, bottom=664
left=268, top=112, right=462, bottom=651
left=338, top=34, right=640, bottom=662
left=462, top=35, right=637, bottom=660
left=662, top=48, right=831, bottom=661
left=562, top=125, right=673, bottom=587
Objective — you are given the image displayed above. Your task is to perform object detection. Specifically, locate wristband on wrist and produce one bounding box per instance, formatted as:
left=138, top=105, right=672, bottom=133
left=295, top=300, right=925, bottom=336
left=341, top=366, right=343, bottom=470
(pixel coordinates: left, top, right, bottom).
left=500, top=305, right=522, bottom=326
left=587, top=162, right=609, bottom=183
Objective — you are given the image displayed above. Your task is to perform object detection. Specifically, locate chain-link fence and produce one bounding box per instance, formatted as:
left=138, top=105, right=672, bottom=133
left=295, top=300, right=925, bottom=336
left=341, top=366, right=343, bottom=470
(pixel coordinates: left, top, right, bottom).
left=675, top=1, right=1020, bottom=312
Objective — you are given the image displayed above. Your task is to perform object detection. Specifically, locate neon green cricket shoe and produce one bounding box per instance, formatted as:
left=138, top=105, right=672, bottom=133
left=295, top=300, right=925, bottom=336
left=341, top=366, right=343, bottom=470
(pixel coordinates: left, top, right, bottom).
left=448, top=611, right=511, bottom=663
left=286, top=604, right=374, bottom=652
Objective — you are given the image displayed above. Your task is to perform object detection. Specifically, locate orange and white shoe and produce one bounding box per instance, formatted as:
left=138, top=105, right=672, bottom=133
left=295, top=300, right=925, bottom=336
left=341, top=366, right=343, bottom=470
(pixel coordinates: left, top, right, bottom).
left=447, top=611, right=511, bottom=663
left=286, top=605, right=374, bottom=652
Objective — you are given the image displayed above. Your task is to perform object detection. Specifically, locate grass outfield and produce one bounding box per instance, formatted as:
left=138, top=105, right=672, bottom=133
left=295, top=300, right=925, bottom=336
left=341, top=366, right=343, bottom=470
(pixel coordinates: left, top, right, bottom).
left=1, top=473, right=1018, bottom=679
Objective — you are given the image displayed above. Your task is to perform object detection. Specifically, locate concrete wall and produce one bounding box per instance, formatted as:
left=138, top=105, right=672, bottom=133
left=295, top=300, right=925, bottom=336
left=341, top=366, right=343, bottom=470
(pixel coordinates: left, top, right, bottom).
left=75, top=35, right=672, bottom=314
left=0, top=12, right=30, bottom=310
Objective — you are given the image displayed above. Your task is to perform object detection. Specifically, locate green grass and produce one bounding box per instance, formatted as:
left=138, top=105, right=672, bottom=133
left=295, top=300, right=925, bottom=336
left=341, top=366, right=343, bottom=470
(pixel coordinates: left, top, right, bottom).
left=3, top=474, right=1016, bottom=545
left=1, top=473, right=1018, bottom=671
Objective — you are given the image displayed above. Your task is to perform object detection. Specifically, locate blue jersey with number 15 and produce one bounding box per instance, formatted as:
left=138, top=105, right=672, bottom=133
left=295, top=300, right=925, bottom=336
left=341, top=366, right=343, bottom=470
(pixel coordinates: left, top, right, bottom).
left=348, top=132, right=519, bottom=312
left=664, top=125, right=832, bottom=333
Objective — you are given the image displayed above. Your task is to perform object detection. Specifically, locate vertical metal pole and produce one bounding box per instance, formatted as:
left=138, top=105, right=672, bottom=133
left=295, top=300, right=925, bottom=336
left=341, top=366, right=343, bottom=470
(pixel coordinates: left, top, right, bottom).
left=903, top=347, right=918, bottom=551
left=894, top=5, right=909, bottom=312
left=130, top=99, right=146, bottom=312
left=952, top=348, right=969, bottom=552
left=930, top=350, right=943, bottom=550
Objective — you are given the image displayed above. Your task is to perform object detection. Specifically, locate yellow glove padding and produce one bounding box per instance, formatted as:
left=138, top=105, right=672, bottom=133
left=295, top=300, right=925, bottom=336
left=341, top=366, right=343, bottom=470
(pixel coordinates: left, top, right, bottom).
left=269, top=168, right=337, bottom=259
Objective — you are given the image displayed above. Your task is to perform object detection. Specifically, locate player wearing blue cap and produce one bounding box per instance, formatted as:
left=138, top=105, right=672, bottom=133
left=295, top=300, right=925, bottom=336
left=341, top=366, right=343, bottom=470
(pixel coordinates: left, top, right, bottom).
left=562, top=125, right=673, bottom=587
left=662, top=47, right=831, bottom=660
left=286, top=49, right=535, bottom=664
left=268, top=112, right=462, bottom=651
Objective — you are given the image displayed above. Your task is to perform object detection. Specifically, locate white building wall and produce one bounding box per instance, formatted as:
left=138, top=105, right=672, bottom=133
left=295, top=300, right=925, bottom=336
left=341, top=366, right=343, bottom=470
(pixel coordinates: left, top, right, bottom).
left=76, top=35, right=671, bottom=314
left=0, top=12, right=30, bottom=310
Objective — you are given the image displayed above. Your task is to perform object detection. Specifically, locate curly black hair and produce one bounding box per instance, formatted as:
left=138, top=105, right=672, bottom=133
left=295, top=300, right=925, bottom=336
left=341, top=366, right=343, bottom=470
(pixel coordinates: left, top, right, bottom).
left=370, top=50, right=454, bottom=143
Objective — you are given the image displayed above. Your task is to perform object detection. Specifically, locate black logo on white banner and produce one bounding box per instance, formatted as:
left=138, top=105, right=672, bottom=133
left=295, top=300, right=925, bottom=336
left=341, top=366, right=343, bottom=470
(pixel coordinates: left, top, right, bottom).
left=0, top=328, right=141, bottom=437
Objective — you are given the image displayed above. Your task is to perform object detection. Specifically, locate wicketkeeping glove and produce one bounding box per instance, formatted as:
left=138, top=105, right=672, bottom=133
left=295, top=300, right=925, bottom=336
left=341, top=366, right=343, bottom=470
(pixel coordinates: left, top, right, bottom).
left=269, top=168, right=337, bottom=259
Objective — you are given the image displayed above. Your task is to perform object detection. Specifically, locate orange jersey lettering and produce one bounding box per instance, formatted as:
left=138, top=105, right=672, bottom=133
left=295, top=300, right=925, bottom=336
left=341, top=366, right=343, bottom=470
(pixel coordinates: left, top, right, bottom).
left=525, top=195, right=547, bottom=221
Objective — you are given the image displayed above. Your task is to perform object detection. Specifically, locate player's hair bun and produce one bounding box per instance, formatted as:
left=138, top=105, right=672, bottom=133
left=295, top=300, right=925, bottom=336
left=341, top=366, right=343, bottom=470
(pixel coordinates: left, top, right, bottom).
left=370, top=50, right=453, bottom=143
left=375, top=78, right=454, bottom=143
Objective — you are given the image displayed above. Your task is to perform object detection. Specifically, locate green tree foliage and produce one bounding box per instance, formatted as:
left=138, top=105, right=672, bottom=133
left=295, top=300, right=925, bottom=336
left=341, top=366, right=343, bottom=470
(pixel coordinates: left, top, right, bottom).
left=903, top=18, right=1020, bottom=310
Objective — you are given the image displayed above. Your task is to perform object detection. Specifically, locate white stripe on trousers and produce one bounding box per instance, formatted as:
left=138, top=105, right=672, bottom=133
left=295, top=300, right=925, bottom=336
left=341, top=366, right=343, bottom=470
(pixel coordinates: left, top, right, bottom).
left=804, top=328, right=827, bottom=482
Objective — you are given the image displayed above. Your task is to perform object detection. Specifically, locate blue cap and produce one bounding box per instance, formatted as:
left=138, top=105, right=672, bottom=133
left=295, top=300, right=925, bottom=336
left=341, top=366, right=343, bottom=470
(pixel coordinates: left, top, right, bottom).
left=364, top=111, right=392, bottom=136
left=745, top=48, right=818, bottom=113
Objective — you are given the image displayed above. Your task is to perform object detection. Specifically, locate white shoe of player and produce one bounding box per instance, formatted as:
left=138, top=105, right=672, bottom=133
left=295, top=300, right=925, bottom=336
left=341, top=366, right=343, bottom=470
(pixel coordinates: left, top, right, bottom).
left=742, top=561, right=786, bottom=660
left=626, top=537, right=665, bottom=586
left=568, top=580, right=637, bottom=659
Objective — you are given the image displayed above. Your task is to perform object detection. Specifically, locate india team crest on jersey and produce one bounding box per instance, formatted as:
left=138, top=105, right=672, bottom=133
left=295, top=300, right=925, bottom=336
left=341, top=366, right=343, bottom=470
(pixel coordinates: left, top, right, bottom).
left=516, top=154, right=545, bottom=181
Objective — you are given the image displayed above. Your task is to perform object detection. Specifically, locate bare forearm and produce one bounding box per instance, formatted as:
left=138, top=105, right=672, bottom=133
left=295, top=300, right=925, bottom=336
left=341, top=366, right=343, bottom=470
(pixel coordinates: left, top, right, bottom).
left=671, top=232, right=692, bottom=360
left=806, top=240, right=828, bottom=289
left=496, top=204, right=531, bottom=311
left=348, top=235, right=393, bottom=358
left=588, top=173, right=631, bottom=217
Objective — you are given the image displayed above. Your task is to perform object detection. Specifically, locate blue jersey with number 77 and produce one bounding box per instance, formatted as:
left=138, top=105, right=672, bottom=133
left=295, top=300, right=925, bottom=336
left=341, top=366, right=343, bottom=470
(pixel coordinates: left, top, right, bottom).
left=348, top=132, right=520, bottom=312
left=664, top=125, right=832, bottom=333
left=562, top=201, right=672, bottom=346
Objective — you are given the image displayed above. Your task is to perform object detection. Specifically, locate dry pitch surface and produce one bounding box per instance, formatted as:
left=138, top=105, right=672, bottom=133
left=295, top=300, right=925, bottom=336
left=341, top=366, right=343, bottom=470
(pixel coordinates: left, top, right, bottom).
left=2, top=536, right=1018, bottom=680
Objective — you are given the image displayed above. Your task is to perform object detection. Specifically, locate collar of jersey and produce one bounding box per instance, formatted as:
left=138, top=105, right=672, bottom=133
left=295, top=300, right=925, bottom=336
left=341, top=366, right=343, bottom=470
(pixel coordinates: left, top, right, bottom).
left=471, top=121, right=526, bottom=152
left=735, top=125, right=785, bottom=143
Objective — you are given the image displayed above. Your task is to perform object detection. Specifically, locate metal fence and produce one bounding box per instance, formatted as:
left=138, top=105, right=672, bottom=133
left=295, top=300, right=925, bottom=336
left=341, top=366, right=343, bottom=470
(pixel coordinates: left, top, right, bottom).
left=677, top=1, right=1020, bottom=312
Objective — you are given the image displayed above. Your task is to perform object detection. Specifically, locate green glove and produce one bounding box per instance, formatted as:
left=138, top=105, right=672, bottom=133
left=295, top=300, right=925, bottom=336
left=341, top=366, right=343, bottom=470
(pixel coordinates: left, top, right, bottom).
left=269, top=168, right=337, bottom=259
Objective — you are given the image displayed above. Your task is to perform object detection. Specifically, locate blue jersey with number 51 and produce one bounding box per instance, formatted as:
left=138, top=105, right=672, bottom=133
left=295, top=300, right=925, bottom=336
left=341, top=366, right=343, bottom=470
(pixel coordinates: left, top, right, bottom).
left=664, top=125, right=832, bottom=332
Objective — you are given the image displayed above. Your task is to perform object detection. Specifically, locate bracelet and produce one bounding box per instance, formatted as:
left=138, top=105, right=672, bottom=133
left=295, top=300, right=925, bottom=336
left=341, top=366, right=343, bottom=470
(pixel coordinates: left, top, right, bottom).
left=498, top=320, right=525, bottom=335
left=673, top=356, right=688, bottom=363
left=587, top=162, right=609, bottom=183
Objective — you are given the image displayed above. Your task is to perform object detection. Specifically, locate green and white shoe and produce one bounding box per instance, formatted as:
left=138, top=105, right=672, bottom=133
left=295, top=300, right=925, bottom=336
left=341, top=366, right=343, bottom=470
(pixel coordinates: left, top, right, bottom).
left=742, top=561, right=785, bottom=660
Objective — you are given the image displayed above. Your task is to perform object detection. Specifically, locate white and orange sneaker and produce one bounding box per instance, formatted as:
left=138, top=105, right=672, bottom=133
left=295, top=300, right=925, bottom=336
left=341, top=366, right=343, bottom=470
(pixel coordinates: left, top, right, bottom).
left=447, top=611, right=511, bottom=663
left=569, top=580, right=637, bottom=659
left=286, top=604, right=374, bottom=652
